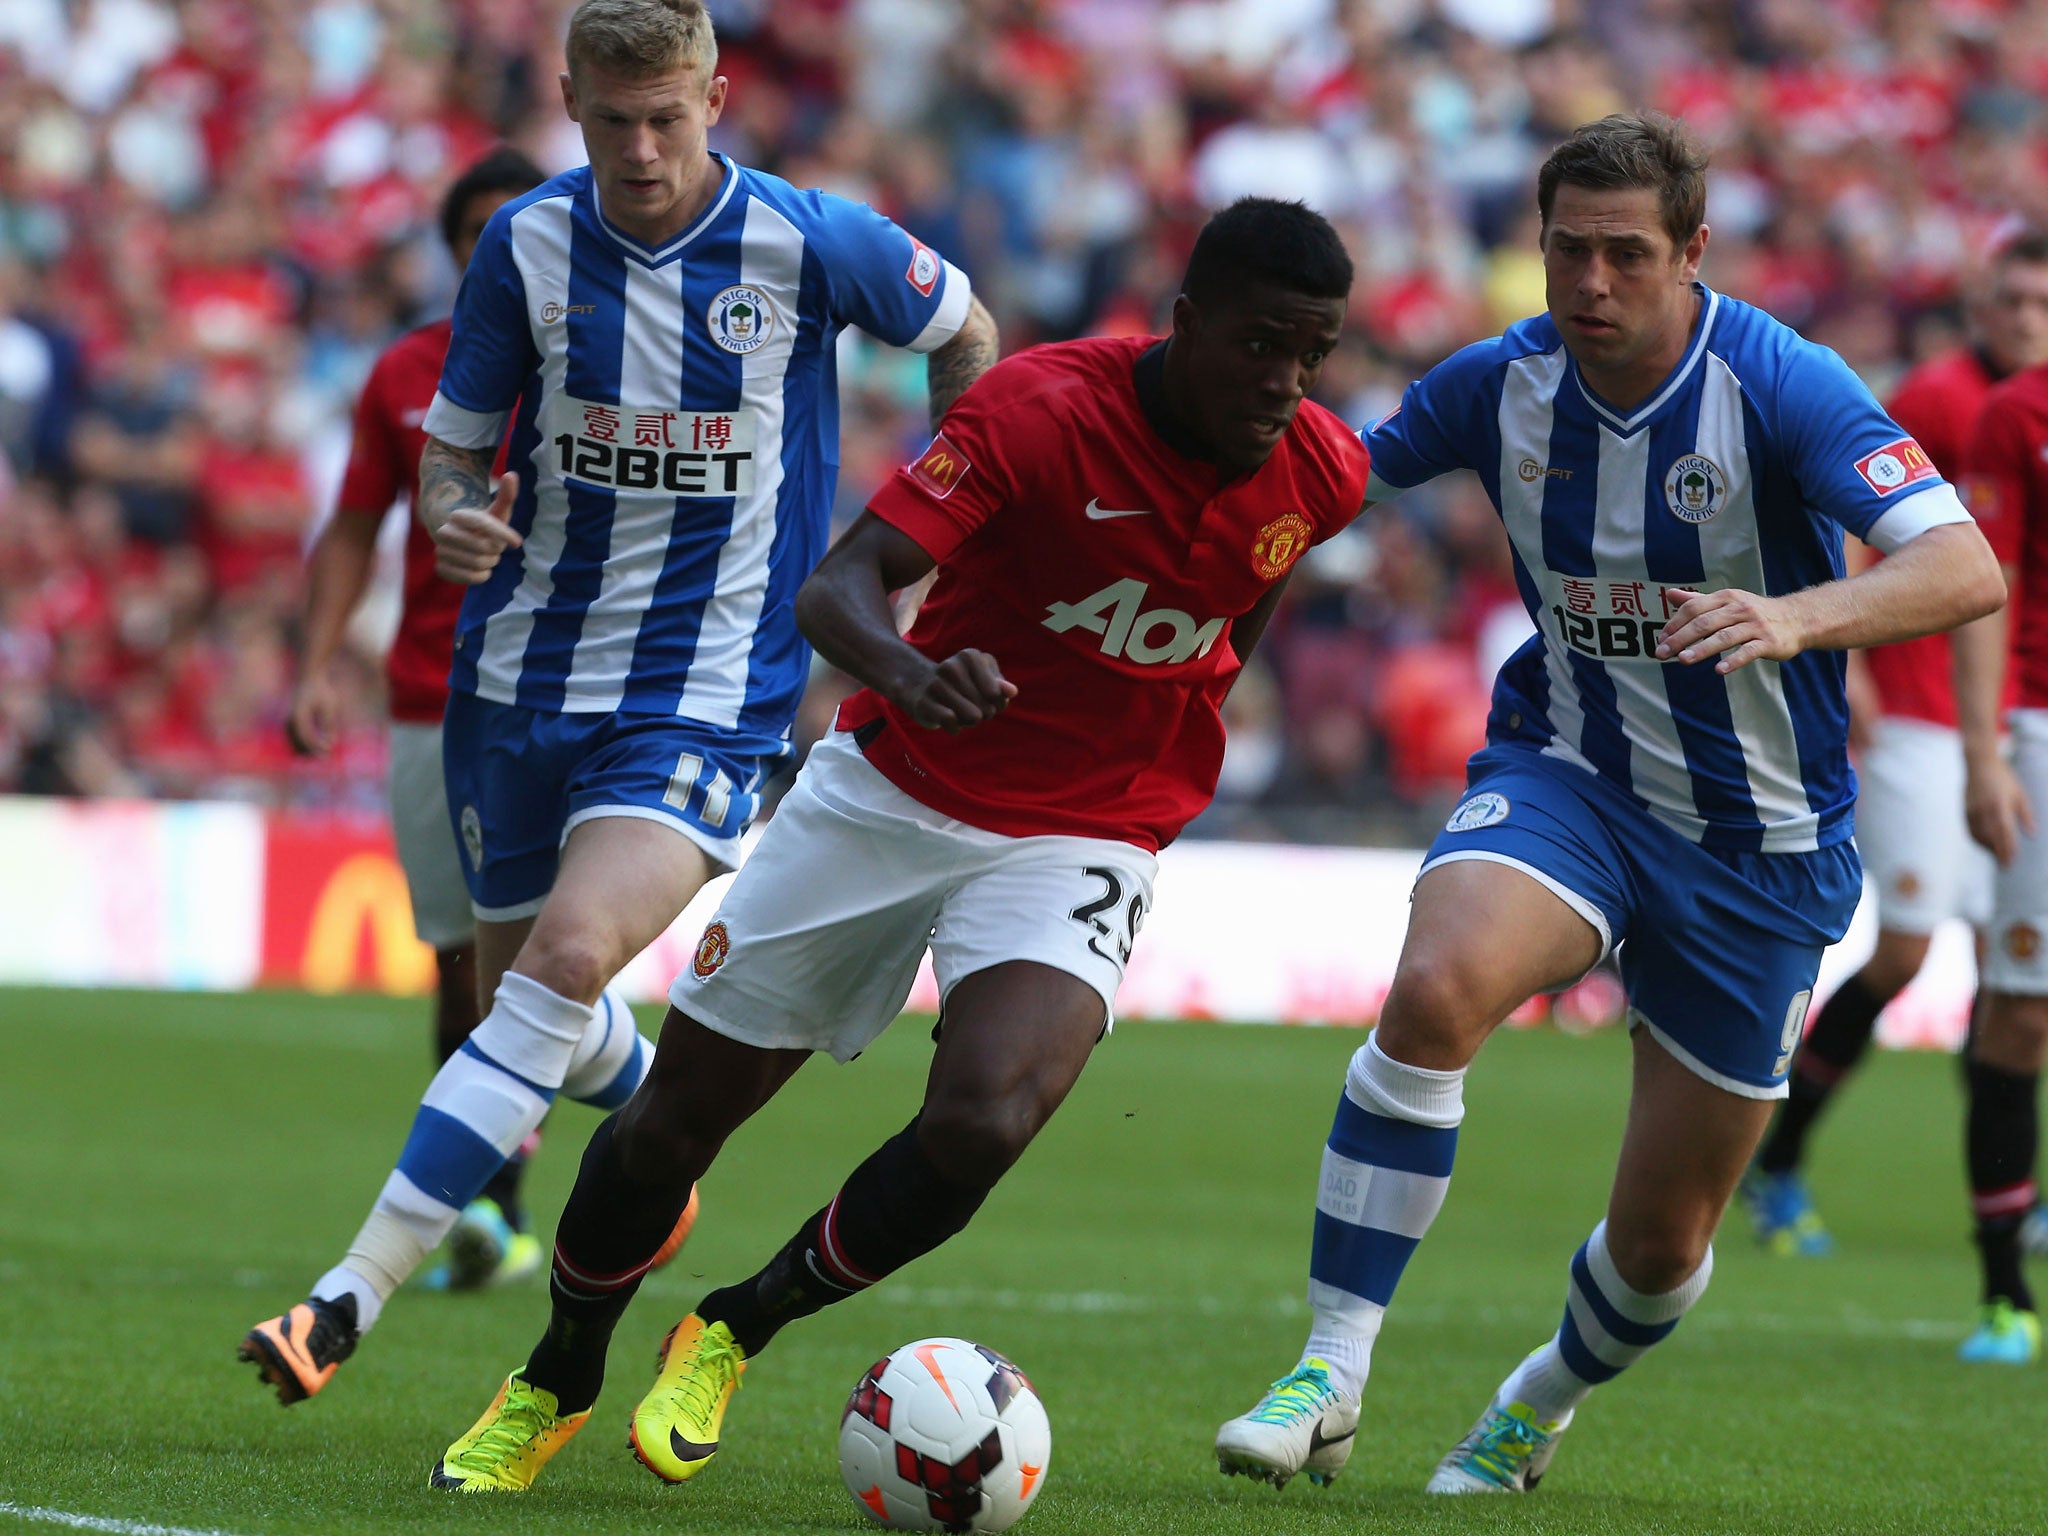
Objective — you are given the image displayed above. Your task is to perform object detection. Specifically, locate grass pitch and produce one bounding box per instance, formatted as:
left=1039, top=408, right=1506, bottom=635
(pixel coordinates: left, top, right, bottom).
left=0, top=987, right=2043, bottom=1536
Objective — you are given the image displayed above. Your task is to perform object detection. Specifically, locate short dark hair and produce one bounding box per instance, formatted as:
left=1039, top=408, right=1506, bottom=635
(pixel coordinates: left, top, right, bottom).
left=1537, top=112, right=1709, bottom=251
left=1997, top=228, right=2048, bottom=269
left=439, top=147, right=548, bottom=253
left=1182, top=198, right=1354, bottom=308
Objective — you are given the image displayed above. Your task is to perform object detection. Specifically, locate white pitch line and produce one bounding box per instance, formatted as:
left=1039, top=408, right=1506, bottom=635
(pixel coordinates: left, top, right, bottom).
left=659, top=1281, right=1971, bottom=1342
left=0, top=1503, right=249, bottom=1536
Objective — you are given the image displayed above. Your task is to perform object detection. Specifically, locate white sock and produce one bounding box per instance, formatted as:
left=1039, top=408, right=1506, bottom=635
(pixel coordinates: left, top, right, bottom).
left=1498, top=1218, right=1714, bottom=1426
left=318, top=972, right=592, bottom=1334
left=310, top=1264, right=385, bottom=1331
left=560, top=983, right=653, bottom=1108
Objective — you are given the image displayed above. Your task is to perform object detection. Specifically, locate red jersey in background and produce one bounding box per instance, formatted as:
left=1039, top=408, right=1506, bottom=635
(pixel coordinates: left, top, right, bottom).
left=1967, top=363, right=2048, bottom=710
left=838, top=335, right=1372, bottom=851
left=1869, top=348, right=1998, bottom=726
left=336, top=318, right=500, bottom=724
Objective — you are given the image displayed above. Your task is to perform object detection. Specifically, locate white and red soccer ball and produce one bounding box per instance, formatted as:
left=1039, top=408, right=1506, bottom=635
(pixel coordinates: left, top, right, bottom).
left=838, top=1337, right=1051, bottom=1532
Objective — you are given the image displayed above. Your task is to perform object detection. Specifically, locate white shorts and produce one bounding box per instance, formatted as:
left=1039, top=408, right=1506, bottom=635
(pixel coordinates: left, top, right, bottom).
left=670, top=730, right=1157, bottom=1062
left=1986, top=709, right=2048, bottom=994
left=388, top=720, right=475, bottom=951
left=1856, top=716, right=1993, bottom=935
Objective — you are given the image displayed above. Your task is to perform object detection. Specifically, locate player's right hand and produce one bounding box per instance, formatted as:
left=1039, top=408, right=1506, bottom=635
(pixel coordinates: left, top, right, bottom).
left=1966, top=755, right=2036, bottom=867
left=286, top=672, right=340, bottom=757
left=433, top=472, right=522, bottom=584
left=897, top=649, right=1016, bottom=733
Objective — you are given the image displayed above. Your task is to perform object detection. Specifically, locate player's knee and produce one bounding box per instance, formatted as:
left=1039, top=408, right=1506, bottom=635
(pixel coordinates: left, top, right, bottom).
left=513, top=924, right=616, bottom=1006
left=918, top=1095, right=1040, bottom=1189
left=1975, top=996, right=2048, bottom=1073
left=1377, top=951, right=1490, bottom=1066
left=613, top=1097, right=716, bottom=1196
left=1859, top=935, right=1928, bottom=1001
left=1604, top=1220, right=1710, bottom=1296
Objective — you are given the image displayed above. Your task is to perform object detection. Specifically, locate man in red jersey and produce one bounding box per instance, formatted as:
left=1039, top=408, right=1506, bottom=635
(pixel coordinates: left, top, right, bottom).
left=1952, top=332, right=2048, bottom=1362
left=427, top=197, right=1371, bottom=1493
left=285, top=148, right=549, bottom=1288
left=1742, top=233, right=2048, bottom=1258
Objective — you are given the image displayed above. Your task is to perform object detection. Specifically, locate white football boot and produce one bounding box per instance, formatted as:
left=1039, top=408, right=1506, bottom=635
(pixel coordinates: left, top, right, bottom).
left=1214, top=1358, right=1359, bottom=1489
left=1425, top=1399, right=1570, bottom=1494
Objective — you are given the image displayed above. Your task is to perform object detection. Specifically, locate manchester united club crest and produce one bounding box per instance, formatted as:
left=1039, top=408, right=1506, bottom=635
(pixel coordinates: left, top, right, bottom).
left=1663, top=454, right=1726, bottom=524
left=693, top=920, right=732, bottom=978
left=707, top=285, right=774, bottom=354
left=2007, top=922, right=2041, bottom=962
left=1251, top=513, right=1314, bottom=579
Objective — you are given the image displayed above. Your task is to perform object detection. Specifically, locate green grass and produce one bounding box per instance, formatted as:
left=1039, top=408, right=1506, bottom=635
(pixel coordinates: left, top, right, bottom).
left=0, top=988, right=2042, bottom=1535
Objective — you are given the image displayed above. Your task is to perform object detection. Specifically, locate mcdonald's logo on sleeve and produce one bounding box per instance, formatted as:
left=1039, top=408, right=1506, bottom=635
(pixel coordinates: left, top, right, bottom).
left=1854, top=436, right=1939, bottom=496
left=909, top=433, right=972, bottom=499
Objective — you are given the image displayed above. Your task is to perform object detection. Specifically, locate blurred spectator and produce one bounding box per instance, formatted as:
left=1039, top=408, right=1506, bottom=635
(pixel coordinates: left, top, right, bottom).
left=1, top=0, right=2043, bottom=842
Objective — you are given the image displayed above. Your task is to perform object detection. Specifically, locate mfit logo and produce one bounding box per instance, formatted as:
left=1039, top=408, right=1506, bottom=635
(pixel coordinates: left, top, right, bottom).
left=1044, top=578, right=1225, bottom=665
left=910, top=433, right=970, bottom=498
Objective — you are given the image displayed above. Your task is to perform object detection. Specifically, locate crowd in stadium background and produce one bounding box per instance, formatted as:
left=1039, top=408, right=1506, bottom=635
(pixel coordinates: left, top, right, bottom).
left=2, top=0, right=2044, bottom=842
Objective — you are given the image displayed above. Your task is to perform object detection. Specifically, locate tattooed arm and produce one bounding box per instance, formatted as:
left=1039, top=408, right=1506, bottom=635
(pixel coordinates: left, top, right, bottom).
left=419, top=435, right=522, bottom=585
left=925, top=296, right=999, bottom=430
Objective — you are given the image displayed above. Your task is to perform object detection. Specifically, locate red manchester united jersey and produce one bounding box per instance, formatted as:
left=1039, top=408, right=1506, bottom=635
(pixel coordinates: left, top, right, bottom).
left=837, top=335, right=1372, bottom=850
left=1871, top=349, right=1997, bottom=726
left=336, top=319, right=502, bottom=723
left=1968, top=362, right=2048, bottom=709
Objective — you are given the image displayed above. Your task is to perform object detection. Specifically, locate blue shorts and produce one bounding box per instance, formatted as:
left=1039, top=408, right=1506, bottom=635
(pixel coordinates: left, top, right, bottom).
left=442, top=693, right=789, bottom=921
left=1425, top=745, right=1863, bottom=1099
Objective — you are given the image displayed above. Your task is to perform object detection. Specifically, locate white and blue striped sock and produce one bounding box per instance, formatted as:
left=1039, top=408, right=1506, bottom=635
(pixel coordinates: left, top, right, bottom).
left=560, top=985, right=653, bottom=1110
left=1302, top=1034, right=1465, bottom=1398
left=313, top=972, right=593, bottom=1331
left=1497, top=1218, right=1714, bottom=1427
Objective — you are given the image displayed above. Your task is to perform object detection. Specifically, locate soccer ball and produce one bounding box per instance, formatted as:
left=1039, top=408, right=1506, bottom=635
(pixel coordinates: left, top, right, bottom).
left=838, top=1336, right=1051, bottom=1532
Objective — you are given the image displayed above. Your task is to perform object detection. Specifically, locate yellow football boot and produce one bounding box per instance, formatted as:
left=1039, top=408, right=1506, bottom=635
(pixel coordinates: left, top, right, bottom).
left=628, top=1314, right=746, bottom=1482
left=431, top=1372, right=589, bottom=1491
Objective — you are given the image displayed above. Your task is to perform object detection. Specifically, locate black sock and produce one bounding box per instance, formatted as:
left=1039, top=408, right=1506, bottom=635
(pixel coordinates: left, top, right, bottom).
left=1756, top=973, right=1887, bottom=1174
left=431, top=944, right=479, bottom=1063
left=1965, top=1056, right=2039, bottom=1311
left=481, top=1151, right=529, bottom=1235
left=698, top=1117, right=991, bottom=1358
left=523, top=1115, right=692, bottom=1413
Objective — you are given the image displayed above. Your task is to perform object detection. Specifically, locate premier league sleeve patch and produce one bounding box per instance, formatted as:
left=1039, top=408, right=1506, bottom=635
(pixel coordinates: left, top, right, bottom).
left=905, top=237, right=941, bottom=298
left=1853, top=436, right=1937, bottom=496
left=1445, top=792, right=1510, bottom=832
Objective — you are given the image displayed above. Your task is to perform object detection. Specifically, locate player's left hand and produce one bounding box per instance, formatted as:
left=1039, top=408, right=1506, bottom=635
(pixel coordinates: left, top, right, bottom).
left=1655, top=587, right=1802, bottom=674
left=896, top=649, right=1017, bottom=733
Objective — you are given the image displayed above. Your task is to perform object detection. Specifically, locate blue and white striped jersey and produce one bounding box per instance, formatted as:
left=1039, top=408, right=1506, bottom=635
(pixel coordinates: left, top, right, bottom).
left=1367, top=285, right=1972, bottom=853
left=422, top=156, right=971, bottom=736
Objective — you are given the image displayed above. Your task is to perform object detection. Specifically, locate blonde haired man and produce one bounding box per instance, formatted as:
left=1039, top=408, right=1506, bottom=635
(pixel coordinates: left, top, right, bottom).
left=240, top=0, right=997, bottom=1408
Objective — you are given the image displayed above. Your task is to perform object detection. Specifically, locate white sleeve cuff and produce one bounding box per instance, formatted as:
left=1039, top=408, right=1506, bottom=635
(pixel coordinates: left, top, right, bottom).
left=907, top=260, right=972, bottom=353
left=1861, top=480, right=1974, bottom=554
left=1365, top=468, right=1415, bottom=504
left=423, top=390, right=510, bottom=452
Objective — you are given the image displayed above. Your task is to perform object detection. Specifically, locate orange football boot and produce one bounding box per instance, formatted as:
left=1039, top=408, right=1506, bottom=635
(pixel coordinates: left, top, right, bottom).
left=238, top=1296, right=359, bottom=1405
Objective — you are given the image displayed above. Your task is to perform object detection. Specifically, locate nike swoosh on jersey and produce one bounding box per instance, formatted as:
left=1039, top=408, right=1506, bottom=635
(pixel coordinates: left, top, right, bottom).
left=1084, top=498, right=1153, bottom=520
